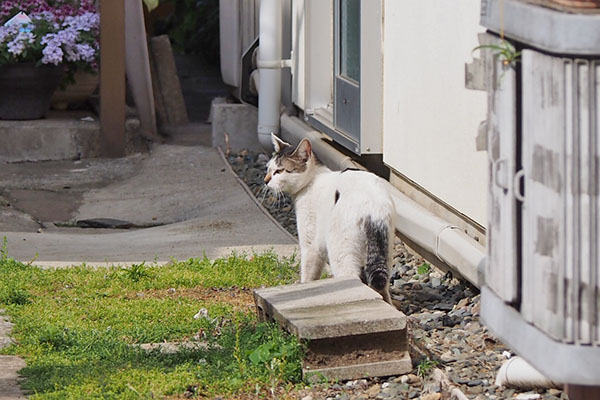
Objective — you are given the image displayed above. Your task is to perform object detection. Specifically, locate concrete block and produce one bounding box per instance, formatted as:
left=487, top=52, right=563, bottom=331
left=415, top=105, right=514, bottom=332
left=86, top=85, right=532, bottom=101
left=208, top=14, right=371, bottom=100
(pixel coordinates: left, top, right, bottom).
left=304, top=355, right=412, bottom=383
left=211, top=102, right=261, bottom=152
left=254, top=277, right=411, bottom=381
left=0, top=113, right=100, bottom=162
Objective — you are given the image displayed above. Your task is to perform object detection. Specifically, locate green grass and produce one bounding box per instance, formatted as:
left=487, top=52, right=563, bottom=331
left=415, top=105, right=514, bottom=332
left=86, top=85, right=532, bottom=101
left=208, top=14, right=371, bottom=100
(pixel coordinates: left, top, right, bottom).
left=0, top=248, right=304, bottom=399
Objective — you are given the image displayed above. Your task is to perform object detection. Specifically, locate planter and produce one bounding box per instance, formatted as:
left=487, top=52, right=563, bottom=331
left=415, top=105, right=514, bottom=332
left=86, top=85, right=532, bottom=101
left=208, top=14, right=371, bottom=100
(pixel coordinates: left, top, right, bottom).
left=51, top=71, right=99, bottom=110
left=0, top=63, right=64, bottom=120
left=549, top=0, right=600, bottom=8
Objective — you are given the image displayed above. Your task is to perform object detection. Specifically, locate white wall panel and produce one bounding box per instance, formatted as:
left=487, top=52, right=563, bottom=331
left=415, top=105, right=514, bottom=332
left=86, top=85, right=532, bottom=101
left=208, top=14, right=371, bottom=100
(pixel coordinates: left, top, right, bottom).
left=382, top=0, right=488, bottom=224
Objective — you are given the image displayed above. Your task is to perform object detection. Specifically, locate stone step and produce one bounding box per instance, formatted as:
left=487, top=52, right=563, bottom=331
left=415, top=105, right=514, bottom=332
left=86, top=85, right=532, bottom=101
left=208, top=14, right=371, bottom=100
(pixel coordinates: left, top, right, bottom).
left=0, top=112, right=100, bottom=162
left=254, top=277, right=412, bottom=381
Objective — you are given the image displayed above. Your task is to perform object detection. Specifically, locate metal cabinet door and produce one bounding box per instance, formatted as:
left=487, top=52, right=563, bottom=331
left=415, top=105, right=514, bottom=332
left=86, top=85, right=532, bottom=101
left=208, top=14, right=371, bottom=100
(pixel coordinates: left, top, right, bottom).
left=483, top=35, right=519, bottom=304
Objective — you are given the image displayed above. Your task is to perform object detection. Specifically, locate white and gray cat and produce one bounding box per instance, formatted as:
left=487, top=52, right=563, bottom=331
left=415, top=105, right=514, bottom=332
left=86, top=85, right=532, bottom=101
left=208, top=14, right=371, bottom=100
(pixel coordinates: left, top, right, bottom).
left=264, top=133, right=395, bottom=303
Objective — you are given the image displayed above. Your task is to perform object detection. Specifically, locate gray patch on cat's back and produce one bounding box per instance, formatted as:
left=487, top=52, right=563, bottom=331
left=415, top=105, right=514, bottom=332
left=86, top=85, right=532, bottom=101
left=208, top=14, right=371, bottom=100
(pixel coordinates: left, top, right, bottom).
left=334, top=190, right=340, bottom=204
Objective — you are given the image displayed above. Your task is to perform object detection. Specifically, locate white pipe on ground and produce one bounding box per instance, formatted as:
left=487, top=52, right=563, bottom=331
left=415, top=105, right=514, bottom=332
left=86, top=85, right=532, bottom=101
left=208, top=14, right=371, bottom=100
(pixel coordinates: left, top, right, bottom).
left=257, top=0, right=283, bottom=150
left=496, top=357, right=563, bottom=390
left=280, top=114, right=485, bottom=287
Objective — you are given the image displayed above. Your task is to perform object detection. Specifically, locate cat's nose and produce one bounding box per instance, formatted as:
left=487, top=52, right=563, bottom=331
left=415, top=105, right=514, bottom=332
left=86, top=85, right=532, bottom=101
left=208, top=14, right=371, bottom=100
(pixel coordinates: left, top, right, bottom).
left=264, top=172, right=271, bottom=184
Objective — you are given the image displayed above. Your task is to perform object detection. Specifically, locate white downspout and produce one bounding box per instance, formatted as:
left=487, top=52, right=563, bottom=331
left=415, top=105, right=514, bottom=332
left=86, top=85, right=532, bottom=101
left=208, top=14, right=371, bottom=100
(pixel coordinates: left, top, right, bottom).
left=257, top=0, right=292, bottom=150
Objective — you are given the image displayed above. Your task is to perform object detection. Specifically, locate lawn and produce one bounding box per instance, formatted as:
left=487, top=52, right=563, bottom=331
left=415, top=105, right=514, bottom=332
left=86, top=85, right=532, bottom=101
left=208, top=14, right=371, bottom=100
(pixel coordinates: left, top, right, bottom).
left=0, top=242, right=304, bottom=399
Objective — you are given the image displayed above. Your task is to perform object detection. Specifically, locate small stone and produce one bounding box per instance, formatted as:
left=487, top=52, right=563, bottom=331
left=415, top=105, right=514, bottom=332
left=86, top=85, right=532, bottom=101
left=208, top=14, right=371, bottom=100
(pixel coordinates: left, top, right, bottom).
left=433, top=302, right=453, bottom=311
left=392, top=279, right=406, bottom=289
left=167, top=288, right=176, bottom=294
left=547, top=389, right=561, bottom=396
left=366, top=384, right=381, bottom=397
left=456, top=297, right=470, bottom=309
left=430, top=277, right=441, bottom=288
left=136, top=292, right=145, bottom=298
left=471, top=302, right=481, bottom=315
left=406, top=374, right=421, bottom=384
left=301, top=396, right=313, bottom=400
left=421, top=394, right=441, bottom=400
left=467, top=379, right=483, bottom=386
left=515, top=393, right=541, bottom=400
left=193, top=308, right=209, bottom=319
left=441, top=350, right=457, bottom=362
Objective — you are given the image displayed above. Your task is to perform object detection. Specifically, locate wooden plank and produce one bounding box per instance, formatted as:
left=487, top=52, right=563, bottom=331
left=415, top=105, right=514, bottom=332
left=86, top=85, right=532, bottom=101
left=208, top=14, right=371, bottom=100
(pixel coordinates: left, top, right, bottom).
left=149, top=35, right=188, bottom=125
left=99, top=0, right=126, bottom=157
left=481, top=34, right=519, bottom=303
left=125, top=0, right=158, bottom=140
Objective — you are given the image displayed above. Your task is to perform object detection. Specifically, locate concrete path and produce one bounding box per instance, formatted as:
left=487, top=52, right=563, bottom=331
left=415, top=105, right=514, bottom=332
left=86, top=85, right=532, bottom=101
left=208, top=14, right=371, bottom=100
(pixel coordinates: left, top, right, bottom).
left=0, top=141, right=297, bottom=265
left=0, top=312, right=26, bottom=400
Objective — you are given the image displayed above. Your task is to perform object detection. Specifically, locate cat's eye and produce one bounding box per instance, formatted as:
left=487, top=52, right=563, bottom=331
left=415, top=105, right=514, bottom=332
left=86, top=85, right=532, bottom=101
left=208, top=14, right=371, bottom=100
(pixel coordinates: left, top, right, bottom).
left=273, top=169, right=284, bottom=175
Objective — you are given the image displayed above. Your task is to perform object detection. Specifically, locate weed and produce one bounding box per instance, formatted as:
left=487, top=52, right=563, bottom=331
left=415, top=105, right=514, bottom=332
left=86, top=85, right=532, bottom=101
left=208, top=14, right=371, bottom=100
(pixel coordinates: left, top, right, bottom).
left=1, top=236, right=7, bottom=261
left=416, top=358, right=439, bottom=378
left=121, top=262, right=151, bottom=282
left=0, top=286, right=31, bottom=305
left=473, top=40, right=521, bottom=67
left=417, top=262, right=431, bottom=276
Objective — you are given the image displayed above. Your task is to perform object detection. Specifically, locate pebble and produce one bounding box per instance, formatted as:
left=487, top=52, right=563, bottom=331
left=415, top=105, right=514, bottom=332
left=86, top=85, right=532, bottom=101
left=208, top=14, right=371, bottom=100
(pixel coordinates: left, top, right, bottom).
left=365, top=384, right=381, bottom=397
left=193, top=308, right=209, bottom=320
left=420, top=394, right=441, bottom=400
left=515, top=394, right=541, bottom=400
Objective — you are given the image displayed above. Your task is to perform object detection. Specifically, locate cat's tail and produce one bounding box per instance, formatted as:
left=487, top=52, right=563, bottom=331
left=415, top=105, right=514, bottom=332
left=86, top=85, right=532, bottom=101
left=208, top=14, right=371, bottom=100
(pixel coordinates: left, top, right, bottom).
left=363, top=217, right=390, bottom=291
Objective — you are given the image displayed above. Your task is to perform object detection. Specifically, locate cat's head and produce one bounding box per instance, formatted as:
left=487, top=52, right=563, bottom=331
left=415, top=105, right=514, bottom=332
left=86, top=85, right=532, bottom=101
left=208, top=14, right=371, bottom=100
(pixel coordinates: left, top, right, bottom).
left=264, top=133, right=315, bottom=195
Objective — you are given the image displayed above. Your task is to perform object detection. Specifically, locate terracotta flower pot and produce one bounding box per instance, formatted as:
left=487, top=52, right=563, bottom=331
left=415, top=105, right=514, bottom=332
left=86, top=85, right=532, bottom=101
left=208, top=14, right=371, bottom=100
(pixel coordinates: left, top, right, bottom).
left=51, top=71, right=99, bottom=110
left=0, top=63, right=64, bottom=120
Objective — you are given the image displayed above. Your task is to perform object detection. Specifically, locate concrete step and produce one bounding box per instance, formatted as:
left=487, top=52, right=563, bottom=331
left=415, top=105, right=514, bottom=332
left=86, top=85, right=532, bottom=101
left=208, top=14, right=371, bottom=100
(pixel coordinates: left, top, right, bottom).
left=0, top=112, right=100, bottom=162
left=254, top=277, right=412, bottom=381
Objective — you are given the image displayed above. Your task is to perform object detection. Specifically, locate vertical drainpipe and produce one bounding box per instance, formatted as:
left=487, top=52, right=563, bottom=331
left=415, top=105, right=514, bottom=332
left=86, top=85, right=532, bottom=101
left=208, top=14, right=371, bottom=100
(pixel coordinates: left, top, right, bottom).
left=257, top=0, right=287, bottom=150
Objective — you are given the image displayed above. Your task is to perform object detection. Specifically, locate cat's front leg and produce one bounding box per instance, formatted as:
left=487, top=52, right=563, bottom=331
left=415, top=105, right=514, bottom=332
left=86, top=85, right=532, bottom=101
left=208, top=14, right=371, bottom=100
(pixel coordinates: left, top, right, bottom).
left=300, top=248, right=325, bottom=283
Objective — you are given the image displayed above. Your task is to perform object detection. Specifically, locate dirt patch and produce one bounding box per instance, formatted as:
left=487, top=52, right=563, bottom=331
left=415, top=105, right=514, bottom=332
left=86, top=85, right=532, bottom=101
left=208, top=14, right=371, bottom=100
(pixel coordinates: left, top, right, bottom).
left=304, top=331, right=408, bottom=369
left=129, top=287, right=255, bottom=311
left=3, top=188, right=82, bottom=223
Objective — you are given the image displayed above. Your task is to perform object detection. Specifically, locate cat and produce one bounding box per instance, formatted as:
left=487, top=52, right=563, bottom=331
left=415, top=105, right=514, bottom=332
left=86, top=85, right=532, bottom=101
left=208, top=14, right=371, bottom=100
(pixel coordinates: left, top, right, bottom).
left=264, top=133, right=395, bottom=304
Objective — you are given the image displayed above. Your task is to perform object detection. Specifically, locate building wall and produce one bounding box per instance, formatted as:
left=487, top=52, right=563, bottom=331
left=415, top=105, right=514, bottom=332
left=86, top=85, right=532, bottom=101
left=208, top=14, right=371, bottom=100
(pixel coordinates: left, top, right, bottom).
left=382, top=0, right=488, bottom=225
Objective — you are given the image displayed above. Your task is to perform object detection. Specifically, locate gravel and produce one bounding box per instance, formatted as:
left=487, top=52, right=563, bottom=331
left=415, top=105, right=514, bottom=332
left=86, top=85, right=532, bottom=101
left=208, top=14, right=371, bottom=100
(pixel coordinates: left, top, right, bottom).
left=227, top=150, right=567, bottom=400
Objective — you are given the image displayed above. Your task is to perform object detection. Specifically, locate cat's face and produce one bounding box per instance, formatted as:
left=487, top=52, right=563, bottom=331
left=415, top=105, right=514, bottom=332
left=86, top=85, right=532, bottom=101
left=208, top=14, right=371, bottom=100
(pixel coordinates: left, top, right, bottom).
left=264, top=134, right=312, bottom=195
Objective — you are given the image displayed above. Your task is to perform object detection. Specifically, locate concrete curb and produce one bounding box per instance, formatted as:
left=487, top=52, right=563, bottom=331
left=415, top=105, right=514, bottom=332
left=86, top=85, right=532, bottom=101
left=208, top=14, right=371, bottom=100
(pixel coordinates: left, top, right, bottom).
left=216, top=146, right=298, bottom=244
left=27, top=244, right=299, bottom=269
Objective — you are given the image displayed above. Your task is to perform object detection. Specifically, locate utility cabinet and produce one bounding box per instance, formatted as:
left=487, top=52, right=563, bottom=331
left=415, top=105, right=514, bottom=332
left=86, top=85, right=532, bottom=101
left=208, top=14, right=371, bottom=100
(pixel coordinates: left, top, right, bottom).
left=478, top=0, right=600, bottom=386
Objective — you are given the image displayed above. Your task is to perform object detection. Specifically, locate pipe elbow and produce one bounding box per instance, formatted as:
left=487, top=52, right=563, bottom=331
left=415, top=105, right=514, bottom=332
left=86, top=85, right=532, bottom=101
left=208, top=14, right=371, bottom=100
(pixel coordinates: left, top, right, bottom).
left=258, top=131, right=274, bottom=152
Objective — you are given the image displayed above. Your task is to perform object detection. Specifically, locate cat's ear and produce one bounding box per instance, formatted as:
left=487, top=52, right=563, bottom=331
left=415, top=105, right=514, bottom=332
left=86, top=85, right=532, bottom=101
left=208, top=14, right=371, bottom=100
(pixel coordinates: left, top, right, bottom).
left=271, top=133, right=290, bottom=153
left=293, top=138, right=312, bottom=162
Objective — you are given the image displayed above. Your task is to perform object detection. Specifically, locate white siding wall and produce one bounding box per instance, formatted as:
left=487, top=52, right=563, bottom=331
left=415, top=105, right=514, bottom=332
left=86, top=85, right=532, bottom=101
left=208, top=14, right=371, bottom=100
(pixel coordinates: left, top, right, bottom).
left=382, top=1, right=488, bottom=224
left=291, top=0, right=305, bottom=109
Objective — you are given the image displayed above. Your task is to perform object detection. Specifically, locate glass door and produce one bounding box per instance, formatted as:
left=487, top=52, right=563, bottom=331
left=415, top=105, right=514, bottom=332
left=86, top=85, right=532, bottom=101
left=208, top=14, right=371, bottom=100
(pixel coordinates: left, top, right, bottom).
left=334, top=0, right=360, bottom=145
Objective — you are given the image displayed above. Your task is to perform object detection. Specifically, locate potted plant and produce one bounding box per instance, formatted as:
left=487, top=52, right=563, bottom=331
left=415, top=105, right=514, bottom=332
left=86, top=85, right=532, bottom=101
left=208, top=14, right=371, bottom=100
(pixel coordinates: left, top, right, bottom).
left=0, top=0, right=99, bottom=119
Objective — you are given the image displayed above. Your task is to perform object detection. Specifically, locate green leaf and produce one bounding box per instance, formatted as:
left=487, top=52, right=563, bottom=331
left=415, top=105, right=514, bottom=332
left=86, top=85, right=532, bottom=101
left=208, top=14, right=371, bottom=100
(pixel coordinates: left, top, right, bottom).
left=417, top=263, right=431, bottom=275
left=142, top=0, right=159, bottom=11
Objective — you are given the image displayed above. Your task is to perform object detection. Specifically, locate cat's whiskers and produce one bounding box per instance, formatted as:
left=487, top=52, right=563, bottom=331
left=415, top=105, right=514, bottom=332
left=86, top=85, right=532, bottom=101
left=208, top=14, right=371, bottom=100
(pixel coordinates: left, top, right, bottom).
left=259, top=185, right=269, bottom=204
